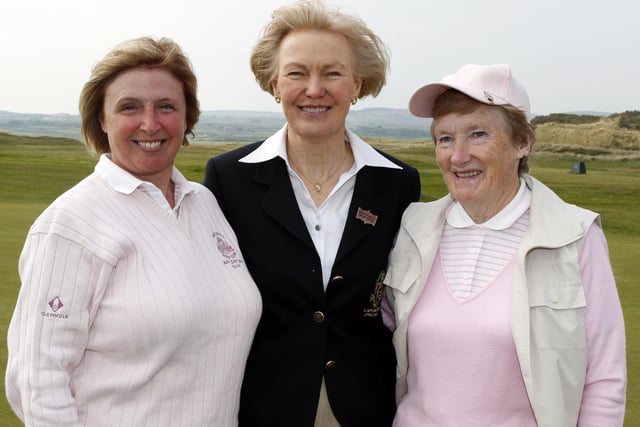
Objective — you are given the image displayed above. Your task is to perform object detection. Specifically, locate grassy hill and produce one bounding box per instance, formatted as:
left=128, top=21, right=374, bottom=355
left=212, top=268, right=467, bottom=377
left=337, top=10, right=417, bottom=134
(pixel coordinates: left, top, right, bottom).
left=533, top=111, right=640, bottom=160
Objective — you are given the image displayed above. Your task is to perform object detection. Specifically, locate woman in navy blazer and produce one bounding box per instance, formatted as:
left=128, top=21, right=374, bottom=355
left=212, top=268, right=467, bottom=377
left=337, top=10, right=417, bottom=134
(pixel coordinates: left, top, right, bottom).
left=203, top=1, right=420, bottom=426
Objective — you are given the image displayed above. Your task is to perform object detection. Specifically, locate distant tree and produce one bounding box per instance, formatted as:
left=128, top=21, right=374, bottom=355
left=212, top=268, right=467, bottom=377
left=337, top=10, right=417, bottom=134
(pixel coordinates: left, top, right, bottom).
left=614, top=111, right=640, bottom=130
left=531, top=113, right=602, bottom=126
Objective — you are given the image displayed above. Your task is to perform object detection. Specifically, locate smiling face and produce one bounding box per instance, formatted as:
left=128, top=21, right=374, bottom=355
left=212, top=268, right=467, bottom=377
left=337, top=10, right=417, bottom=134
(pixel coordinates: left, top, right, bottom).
left=272, top=29, right=362, bottom=143
left=433, top=105, right=532, bottom=222
left=100, top=67, right=187, bottom=186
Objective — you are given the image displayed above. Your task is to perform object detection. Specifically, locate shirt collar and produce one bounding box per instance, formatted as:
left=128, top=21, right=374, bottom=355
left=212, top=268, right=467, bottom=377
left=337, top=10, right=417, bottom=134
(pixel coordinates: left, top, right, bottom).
left=95, top=153, right=199, bottom=197
left=446, top=177, right=531, bottom=230
left=239, top=123, right=402, bottom=171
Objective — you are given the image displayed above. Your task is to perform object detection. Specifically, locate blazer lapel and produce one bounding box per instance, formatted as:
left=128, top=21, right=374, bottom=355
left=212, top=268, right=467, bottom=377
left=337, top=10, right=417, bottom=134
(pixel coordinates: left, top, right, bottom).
left=335, top=167, right=382, bottom=262
left=255, top=158, right=316, bottom=251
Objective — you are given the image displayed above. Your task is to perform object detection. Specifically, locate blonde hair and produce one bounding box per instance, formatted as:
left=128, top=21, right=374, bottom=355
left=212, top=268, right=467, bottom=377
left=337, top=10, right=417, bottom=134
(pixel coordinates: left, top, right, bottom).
left=431, top=89, right=535, bottom=175
left=250, top=0, right=389, bottom=99
left=79, top=36, right=200, bottom=154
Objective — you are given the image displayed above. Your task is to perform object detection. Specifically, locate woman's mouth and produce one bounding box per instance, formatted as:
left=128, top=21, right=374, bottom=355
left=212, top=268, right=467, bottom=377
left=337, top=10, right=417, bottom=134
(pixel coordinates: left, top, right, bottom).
left=135, top=140, right=164, bottom=149
left=454, top=170, right=481, bottom=178
left=300, top=106, right=329, bottom=113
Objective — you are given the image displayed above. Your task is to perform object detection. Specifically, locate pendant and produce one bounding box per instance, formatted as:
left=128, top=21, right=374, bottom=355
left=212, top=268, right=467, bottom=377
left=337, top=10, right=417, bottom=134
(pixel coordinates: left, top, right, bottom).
left=313, top=183, right=322, bottom=192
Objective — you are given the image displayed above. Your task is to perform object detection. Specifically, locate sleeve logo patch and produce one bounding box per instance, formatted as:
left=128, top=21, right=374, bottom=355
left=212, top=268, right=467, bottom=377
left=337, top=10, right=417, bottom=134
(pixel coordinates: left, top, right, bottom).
left=42, top=296, right=69, bottom=319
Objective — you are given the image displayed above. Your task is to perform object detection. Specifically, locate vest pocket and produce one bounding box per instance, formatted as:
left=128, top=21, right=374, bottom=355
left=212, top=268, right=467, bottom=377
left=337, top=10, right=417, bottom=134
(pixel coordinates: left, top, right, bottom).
left=385, top=246, right=421, bottom=294
left=529, top=286, right=586, bottom=350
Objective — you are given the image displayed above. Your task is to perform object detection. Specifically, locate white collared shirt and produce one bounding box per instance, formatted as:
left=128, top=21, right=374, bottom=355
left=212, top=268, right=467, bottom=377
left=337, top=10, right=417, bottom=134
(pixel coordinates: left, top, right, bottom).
left=240, top=124, right=401, bottom=288
left=95, top=154, right=198, bottom=217
left=445, top=177, right=531, bottom=230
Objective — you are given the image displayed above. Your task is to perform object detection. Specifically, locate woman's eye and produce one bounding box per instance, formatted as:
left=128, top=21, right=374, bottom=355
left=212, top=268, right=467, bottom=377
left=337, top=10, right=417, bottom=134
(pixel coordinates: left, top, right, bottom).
left=436, top=136, right=453, bottom=146
left=436, top=137, right=453, bottom=148
left=471, top=131, right=487, bottom=138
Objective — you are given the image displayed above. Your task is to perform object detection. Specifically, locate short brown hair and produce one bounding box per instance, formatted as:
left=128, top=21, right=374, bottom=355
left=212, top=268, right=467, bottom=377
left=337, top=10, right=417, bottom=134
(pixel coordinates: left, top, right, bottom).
left=250, top=0, right=389, bottom=99
left=78, top=36, right=200, bottom=154
left=431, top=89, right=535, bottom=175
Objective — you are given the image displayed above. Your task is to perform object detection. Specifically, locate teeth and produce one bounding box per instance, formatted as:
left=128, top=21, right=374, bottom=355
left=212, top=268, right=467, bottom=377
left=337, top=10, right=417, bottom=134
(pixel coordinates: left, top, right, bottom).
left=302, top=107, right=328, bottom=113
left=137, top=140, right=162, bottom=149
left=455, top=171, right=480, bottom=178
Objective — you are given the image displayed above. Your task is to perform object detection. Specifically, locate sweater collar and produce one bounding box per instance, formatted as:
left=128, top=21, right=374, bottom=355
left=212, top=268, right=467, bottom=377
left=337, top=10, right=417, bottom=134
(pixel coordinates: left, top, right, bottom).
left=94, top=153, right=199, bottom=198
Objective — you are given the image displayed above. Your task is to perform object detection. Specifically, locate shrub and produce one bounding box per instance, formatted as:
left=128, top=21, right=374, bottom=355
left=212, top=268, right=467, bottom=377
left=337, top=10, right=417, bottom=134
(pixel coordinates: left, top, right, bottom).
left=531, top=113, right=602, bottom=126
left=614, top=111, right=640, bottom=130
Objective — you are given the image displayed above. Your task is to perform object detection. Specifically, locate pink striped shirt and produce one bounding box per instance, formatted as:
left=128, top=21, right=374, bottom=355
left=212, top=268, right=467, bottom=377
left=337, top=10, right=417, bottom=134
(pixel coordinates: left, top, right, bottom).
left=441, top=180, right=530, bottom=300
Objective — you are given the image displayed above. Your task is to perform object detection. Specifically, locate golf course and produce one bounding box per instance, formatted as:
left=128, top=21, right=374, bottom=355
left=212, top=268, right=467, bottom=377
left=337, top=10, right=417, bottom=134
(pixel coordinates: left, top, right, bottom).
left=1, top=129, right=638, bottom=425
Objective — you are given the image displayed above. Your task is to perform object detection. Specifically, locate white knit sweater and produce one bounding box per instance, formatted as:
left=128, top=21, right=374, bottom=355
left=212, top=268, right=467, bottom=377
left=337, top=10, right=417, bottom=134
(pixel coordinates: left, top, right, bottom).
left=6, top=156, right=262, bottom=426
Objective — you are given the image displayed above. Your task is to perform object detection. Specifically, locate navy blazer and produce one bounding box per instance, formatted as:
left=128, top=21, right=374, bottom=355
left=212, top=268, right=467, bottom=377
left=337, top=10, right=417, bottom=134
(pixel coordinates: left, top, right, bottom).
left=203, top=141, right=421, bottom=427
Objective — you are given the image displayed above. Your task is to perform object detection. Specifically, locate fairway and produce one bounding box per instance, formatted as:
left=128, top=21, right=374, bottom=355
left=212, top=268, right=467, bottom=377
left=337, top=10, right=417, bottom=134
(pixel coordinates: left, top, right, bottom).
left=1, top=135, right=638, bottom=425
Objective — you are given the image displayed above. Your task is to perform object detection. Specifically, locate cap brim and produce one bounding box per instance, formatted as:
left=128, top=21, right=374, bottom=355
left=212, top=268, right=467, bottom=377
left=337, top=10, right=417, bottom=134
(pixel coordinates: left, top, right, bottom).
left=408, top=81, right=512, bottom=118
left=408, top=83, right=450, bottom=118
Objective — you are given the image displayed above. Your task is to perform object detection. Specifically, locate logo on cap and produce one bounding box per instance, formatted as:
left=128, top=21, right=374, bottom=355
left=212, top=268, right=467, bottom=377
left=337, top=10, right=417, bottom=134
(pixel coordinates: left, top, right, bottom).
left=483, top=91, right=494, bottom=104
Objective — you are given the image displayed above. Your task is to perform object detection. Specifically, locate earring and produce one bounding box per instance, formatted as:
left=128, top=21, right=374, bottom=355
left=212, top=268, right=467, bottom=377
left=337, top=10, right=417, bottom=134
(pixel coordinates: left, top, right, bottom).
left=275, top=95, right=281, bottom=104
left=351, top=98, right=357, bottom=105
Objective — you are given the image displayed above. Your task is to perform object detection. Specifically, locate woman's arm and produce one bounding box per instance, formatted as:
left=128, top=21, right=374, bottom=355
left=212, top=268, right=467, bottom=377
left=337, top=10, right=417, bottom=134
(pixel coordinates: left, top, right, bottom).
left=578, top=223, right=627, bottom=425
left=6, top=232, right=112, bottom=426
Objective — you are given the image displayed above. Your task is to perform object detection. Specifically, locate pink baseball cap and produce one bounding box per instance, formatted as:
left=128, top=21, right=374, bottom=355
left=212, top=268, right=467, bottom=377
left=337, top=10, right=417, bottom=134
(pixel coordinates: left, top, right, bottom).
left=408, top=64, right=531, bottom=119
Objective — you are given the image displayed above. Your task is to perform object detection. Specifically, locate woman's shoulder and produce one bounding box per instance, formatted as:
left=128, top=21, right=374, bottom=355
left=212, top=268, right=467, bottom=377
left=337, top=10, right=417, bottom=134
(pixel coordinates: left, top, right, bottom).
left=372, top=148, right=419, bottom=174
left=188, top=181, right=222, bottom=204
left=43, top=172, right=106, bottom=211
left=28, top=173, right=126, bottom=264
left=527, top=175, right=598, bottom=220
left=397, top=197, right=451, bottom=238
left=208, top=141, right=264, bottom=165
left=405, top=195, right=451, bottom=213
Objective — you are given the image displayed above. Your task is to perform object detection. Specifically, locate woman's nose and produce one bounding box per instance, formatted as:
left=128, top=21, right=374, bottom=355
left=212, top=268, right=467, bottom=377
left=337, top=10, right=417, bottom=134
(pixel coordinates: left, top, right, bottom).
left=139, top=108, right=161, bottom=133
left=450, top=140, right=471, bottom=164
left=305, top=75, right=325, bottom=98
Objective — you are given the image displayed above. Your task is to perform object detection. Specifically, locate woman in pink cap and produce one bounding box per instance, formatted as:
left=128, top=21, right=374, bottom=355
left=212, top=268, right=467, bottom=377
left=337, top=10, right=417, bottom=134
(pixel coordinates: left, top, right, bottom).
left=383, top=64, right=626, bottom=426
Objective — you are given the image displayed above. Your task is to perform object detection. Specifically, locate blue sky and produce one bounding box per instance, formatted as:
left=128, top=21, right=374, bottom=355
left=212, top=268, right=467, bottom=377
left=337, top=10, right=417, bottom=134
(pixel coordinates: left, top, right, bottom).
left=1, top=0, right=638, bottom=116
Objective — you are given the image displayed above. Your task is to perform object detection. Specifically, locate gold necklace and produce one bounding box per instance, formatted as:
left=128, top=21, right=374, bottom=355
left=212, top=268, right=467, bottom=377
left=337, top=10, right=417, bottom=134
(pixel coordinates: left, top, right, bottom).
left=291, top=150, right=351, bottom=193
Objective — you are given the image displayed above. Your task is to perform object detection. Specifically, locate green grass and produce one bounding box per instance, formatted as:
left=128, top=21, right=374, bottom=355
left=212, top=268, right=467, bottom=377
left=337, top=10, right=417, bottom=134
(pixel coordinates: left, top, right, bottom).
left=1, top=135, right=639, bottom=425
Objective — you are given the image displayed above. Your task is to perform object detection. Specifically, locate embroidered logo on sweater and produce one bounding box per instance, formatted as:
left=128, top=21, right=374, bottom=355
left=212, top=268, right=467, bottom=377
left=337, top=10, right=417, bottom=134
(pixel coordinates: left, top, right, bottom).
left=212, top=232, right=245, bottom=269
left=41, top=296, right=69, bottom=319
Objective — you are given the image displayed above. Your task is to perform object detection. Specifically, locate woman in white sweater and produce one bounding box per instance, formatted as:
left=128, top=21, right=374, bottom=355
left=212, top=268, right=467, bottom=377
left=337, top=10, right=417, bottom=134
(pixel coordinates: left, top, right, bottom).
left=5, top=36, right=262, bottom=426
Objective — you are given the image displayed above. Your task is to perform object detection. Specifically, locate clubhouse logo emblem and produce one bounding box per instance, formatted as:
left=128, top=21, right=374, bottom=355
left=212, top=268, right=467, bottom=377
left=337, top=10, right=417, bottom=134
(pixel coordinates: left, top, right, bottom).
left=212, top=232, right=245, bottom=269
